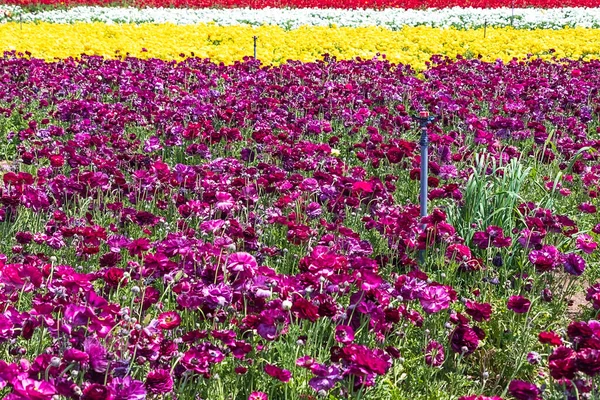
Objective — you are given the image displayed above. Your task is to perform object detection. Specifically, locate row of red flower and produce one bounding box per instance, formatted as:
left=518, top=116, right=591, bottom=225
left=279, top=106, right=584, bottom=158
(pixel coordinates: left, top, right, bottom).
left=5, top=0, right=600, bottom=8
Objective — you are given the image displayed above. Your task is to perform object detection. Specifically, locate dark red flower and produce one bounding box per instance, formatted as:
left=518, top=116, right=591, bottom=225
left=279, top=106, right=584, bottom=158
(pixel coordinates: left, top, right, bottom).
left=450, top=325, right=479, bottom=356
left=548, top=346, right=577, bottom=379
left=507, top=296, right=531, bottom=314
left=576, top=348, right=600, bottom=376
left=464, top=300, right=492, bottom=322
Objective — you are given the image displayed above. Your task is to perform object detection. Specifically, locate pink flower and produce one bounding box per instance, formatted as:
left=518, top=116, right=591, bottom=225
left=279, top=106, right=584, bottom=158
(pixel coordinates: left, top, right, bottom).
left=418, top=285, right=451, bottom=314
left=156, top=311, right=181, bottom=330
left=12, top=379, right=56, bottom=400
left=576, top=234, right=597, bottom=254
left=249, top=392, right=268, bottom=400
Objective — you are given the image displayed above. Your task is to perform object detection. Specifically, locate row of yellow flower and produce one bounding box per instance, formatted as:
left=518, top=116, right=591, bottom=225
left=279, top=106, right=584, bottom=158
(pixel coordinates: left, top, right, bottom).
left=4, top=22, right=600, bottom=67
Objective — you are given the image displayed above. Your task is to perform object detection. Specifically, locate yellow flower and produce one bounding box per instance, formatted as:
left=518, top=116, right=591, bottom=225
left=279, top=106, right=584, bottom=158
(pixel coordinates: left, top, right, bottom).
left=1, top=23, right=600, bottom=69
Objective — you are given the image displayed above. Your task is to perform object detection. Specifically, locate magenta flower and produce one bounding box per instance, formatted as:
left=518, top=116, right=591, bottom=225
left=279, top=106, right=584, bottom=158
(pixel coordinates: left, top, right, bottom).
left=108, top=376, right=146, bottom=400
left=83, top=337, right=109, bottom=373
left=528, top=245, right=561, bottom=272
left=156, top=311, right=181, bottom=330
left=248, top=392, right=268, bottom=400
left=145, top=369, right=173, bottom=394
left=264, top=364, right=292, bottom=383
left=507, top=296, right=531, bottom=314
left=335, top=325, right=355, bottom=344
left=508, top=380, right=541, bottom=400
left=12, top=379, right=56, bottom=400
left=424, top=340, right=445, bottom=367
left=586, top=284, right=600, bottom=309
left=418, top=285, right=451, bottom=314
left=576, top=234, right=597, bottom=254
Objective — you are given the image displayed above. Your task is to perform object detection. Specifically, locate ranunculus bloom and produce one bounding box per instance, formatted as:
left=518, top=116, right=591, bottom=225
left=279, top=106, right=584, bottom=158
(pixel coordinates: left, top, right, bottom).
left=563, top=252, right=586, bottom=276
left=418, top=285, right=451, bottom=314
left=538, top=331, right=562, bottom=346
left=264, top=364, right=292, bottom=383
left=157, top=311, right=181, bottom=330
left=82, top=383, right=114, bottom=400
left=528, top=245, right=560, bottom=272
left=248, top=392, right=268, bottom=400
left=465, top=300, right=492, bottom=322
left=576, top=348, right=600, bottom=376
left=548, top=346, right=577, bottom=379
left=335, top=325, right=355, bottom=344
left=12, top=379, right=56, bottom=400
left=508, top=380, right=541, bottom=400
left=424, top=340, right=445, bottom=367
left=145, top=369, right=174, bottom=394
left=576, top=234, right=597, bottom=254
left=450, top=325, right=479, bottom=356
left=507, top=296, right=531, bottom=314
left=586, top=284, right=600, bottom=309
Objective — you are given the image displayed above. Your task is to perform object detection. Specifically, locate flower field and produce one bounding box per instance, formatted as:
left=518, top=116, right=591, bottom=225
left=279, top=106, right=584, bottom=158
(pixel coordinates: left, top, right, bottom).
left=1, top=1, right=600, bottom=400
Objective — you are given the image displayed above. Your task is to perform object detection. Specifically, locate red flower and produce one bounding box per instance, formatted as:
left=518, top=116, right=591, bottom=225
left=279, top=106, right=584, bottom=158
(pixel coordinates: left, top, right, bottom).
left=538, top=331, right=562, bottom=346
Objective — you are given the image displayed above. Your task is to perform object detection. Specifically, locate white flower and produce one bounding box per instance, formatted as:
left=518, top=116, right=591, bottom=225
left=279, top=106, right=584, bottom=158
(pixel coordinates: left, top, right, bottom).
left=3, top=6, right=600, bottom=29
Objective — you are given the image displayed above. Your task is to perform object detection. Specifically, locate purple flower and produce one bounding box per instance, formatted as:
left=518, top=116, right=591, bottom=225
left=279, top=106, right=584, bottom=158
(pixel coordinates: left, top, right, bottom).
left=563, top=252, right=586, bottom=276
left=83, top=337, right=108, bottom=373
left=450, top=325, right=479, bottom=356
left=308, top=363, right=342, bottom=393
left=109, top=376, right=146, bottom=400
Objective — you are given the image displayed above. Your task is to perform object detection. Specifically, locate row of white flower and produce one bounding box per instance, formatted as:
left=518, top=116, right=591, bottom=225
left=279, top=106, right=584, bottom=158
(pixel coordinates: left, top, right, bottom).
left=2, top=5, right=600, bottom=29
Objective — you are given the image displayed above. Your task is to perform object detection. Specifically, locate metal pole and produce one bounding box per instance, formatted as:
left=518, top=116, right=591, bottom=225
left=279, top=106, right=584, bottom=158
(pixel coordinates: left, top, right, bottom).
left=412, top=110, right=436, bottom=265
left=253, top=36, right=257, bottom=59
left=419, top=111, right=429, bottom=224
